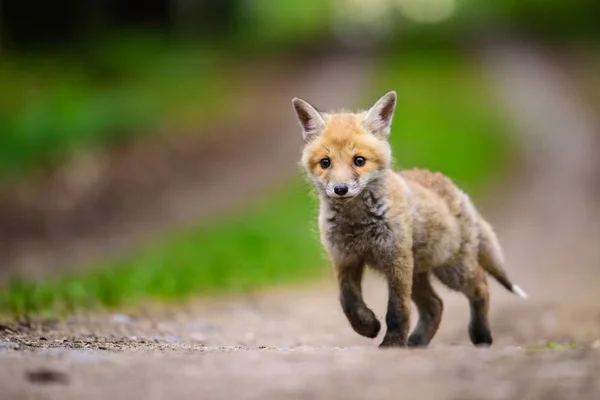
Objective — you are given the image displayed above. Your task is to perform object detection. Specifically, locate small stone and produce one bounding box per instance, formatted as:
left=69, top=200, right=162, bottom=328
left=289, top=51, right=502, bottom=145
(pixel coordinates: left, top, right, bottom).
left=591, top=339, right=600, bottom=349
left=152, top=335, right=183, bottom=344
left=26, top=368, right=69, bottom=385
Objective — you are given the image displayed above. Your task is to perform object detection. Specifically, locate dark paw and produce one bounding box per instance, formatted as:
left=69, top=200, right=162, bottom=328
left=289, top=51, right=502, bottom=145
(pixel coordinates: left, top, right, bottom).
left=348, top=308, right=381, bottom=339
left=469, top=324, right=493, bottom=347
left=379, top=333, right=407, bottom=349
left=407, top=332, right=430, bottom=348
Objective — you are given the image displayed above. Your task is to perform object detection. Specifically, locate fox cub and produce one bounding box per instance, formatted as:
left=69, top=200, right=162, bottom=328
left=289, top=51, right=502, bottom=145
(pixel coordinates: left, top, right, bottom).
left=292, top=91, right=527, bottom=348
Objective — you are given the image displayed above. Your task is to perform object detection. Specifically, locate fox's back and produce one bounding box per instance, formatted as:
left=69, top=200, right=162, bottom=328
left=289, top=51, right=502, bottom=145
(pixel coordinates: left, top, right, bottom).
left=397, top=168, right=479, bottom=271
left=399, top=168, right=462, bottom=210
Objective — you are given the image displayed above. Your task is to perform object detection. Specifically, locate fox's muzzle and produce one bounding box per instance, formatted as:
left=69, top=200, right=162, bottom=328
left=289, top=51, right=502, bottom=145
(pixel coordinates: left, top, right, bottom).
left=333, top=184, right=349, bottom=196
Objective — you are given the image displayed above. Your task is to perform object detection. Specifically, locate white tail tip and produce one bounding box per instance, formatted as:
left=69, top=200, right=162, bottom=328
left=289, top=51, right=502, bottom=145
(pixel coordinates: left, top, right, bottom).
left=512, top=284, right=528, bottom=299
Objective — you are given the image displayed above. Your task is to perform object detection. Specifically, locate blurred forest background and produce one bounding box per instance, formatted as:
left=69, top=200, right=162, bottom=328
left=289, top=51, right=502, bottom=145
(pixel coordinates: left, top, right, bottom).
left=0, top=0, right=599, bottom=315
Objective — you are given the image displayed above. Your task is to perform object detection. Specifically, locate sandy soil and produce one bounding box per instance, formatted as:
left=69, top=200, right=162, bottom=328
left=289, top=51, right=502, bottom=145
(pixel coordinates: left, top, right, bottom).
left=1, top=40, right=600, bottom=399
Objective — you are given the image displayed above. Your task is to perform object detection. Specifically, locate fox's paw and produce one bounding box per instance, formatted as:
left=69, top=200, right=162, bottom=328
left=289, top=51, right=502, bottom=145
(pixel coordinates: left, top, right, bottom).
left=379, top=333, right=407, bottom=349
left=469, top=323, right=493, bottom=347
left=348, top=307, right=381, bottom=339
left=407, top=332, right=430, bottom=348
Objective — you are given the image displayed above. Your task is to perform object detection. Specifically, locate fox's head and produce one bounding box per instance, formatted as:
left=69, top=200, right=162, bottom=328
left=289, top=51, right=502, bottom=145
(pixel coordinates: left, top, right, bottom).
left=292, top=91, right=397, bottom=202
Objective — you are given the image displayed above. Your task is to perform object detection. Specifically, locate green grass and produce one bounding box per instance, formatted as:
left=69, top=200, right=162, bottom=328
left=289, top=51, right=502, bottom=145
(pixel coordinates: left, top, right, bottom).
left=1, top=181, right=325, bottom=317
left=0, top=48, right=511, bottom=317
left=526, top=340, right=578, bottom=351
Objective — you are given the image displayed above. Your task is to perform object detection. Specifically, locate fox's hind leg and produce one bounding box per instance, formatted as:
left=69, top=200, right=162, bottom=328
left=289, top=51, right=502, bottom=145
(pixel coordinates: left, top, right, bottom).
left=433, top=262, right=493, bottom=347
left=408, top=273, right=444, bottom=347
left=463, top=266, right=493, bottom=346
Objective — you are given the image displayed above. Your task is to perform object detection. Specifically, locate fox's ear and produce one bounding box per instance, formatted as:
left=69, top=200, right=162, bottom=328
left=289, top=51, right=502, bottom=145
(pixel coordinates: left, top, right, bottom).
left=364, top=91, right=397, bottom=139
left=292, top=97, right=326, bottom=142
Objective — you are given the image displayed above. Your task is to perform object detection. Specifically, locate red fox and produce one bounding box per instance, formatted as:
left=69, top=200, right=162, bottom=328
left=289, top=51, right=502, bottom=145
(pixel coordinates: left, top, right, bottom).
left=292, top=91, right=527, bottom=348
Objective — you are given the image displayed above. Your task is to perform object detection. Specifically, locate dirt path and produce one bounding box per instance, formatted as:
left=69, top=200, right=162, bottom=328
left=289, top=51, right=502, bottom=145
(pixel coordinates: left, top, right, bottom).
left=2, top=40, right=600, bottom=399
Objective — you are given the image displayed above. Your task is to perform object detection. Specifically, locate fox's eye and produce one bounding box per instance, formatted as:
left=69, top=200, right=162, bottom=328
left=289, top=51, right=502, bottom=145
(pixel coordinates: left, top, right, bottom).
left=320, top=158, right=331, bottom=169
left=353, top=156, right=366, bottom=167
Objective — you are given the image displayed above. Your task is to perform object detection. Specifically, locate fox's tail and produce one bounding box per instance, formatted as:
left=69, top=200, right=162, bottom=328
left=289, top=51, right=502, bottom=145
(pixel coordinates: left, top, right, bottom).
left=477, top=218, right=528, bottom=299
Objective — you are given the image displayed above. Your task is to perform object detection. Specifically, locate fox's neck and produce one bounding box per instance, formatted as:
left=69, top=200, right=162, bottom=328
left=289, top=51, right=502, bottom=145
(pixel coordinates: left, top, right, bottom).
left=322, top=173, right=390, bottom=222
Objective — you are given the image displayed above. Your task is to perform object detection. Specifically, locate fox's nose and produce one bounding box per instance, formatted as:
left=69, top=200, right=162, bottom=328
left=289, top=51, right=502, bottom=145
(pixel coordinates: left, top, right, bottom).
left=334, top=184, right=349, bottom=196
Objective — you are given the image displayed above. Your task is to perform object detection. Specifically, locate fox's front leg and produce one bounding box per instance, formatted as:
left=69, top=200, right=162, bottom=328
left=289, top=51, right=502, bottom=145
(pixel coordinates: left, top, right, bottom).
left=336, top=258, right=381, bottom=339
left=379, top=252, right=413, bottom=348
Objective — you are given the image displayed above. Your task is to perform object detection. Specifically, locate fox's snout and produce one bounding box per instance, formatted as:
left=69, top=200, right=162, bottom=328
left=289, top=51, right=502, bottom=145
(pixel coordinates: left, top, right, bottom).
left=323, top=166, right=361, bottom=199
left=333, top=184, right=349, bottom=196
left=325, top=180, right=362, bottom=200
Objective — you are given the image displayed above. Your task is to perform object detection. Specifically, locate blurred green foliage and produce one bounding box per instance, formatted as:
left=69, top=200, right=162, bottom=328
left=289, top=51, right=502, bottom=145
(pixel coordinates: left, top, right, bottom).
left=0, top=0, right=335, bottom=182
left=0, top=34, right=228, bottom=181
left=1, top=0, right=596, bottom=182
left=0, top=47, right=510, bottom=316
left=373, top=47, right=509, bottom=195
left=235, top=0, right=332, bottom=50
left=492, top=0, right=600, bottom=38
